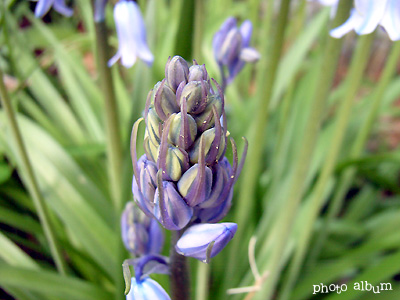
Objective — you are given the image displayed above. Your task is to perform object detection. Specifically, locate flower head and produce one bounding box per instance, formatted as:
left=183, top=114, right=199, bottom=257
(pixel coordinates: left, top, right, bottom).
left=213, top=18, right=260, bottom=84
left=33, top=0, right=73, bottom=18
left=175, top=223, right=237, bottom=262
left=126, top=277, right=170, bottom=300
left=330, top=0, right=400, bottom=41
left=109, top=0, right=154, bottom=68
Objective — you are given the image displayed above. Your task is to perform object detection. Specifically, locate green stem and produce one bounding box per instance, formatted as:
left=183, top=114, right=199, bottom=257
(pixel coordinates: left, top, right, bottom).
left=278, top=34, right=374, bottom=300
left=0, top=68, right=67, bottom=275
left=195, top=261, right=209, bottom=300
left=192, top=0, right=204, bottom=62
left=225, top=0, right=291, bottom=290
left=93, top=16, right=124, bottom=300
left=308, top=41, right=400, bottom=267
left=94, top=20, right=123, bottom=214
left=170, top=230, right=191, bottom=300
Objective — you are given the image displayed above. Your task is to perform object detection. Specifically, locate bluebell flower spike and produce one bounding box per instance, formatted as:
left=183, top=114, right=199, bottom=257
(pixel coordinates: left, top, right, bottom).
left=34, top=0, right=73, bottom=18
left=175, top=223, right=238, bottom=262
left=109, top=0, right=154, bottom=68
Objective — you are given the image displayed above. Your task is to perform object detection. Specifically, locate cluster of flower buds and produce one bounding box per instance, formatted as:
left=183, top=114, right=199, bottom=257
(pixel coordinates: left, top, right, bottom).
left=130, top=55, right=247, bottom=261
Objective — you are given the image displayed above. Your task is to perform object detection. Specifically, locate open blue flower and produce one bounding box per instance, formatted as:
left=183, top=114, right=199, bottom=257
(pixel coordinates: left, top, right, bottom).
left=33, top=0, right=73, bottom=18
left=126, top=277, right=170, bottom=300
left=330, top=0, right=400, bottom=41
left=108, top=0, right=154, bottom=68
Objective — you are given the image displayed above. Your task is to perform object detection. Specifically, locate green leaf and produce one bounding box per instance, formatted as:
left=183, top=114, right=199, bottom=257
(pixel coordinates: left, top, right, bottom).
left=0, top=264, right=113, bottom=300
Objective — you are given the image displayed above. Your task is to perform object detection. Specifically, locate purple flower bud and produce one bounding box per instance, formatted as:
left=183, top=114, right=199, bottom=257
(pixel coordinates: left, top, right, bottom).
left=34, top=0, right=73, bottom=18
left=121, top=202, right=164, bottom=256
left=188, top=64, right=209, bottom=82
left=94, top=0, right=108, bottom=22
left=179, top=81, right=210, bottom=114
left=108, top=0, right=154, bottom=68
left=152, top=80, right=180, bottom=121
left=165, top=56, right=189, bottom=92
left=154, top=175, right=193, bottom=230
left=213, top=18, right=260, bottom=84
left=175, top=223, right=237, bottom=262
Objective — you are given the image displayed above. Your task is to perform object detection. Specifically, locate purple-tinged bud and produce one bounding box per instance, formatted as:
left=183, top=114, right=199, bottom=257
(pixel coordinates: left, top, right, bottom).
left=195, top=189, right=233, bottom=223
left=121, top=202, right=164, bottom=256
left=165, top=56, right=189, bottom=92
left=213, top=17, right=260, bottom=84
left=179, top=81, right=209, bottom=114
left=189, top=108, right=226, bottom=165
left=154, top=171, right=193, bottom=230
left=193, top=94, right=223, bottom=132
left=137, top=155, right=158, bottom=203
left=157, top=117, right=189, bottom=181
left=34, top=0, right=73, bottom=18
left=144, top=136, right=159, bottom=163
left=175, top=223, right=237, bottom=262
left=146, top=108, right=162, bottom=146
left=188, top=64, right=209, bottom=82
left=152, top=80, right=180, bottom=121
left=177, top=136, right=213, bottom=207
left=168, top=100, right=197, bottom=149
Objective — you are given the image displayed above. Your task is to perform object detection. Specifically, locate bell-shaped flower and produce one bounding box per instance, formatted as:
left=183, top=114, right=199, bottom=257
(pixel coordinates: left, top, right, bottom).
left=108, top=0, right=154, bottom=68
left=121, top=202, right=164, bottom=256
left=124, top=255, right=170, bottom=300
left=330, top=0, right=400, bottom=41
left=213, top=17, right=260, bottom=84
left=175, top=223, right=237, bottom=262
left=34, top=0, right=73, bottom=18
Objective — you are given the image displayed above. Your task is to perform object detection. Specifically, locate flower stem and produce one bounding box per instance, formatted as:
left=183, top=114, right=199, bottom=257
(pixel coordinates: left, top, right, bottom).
left=93, top=14, right=124, bottom=300
left=195, top=261, right=209, bottom=300
left=170, top=230, right=191, bottom=300
left=0, top=67, right=67, bottom=275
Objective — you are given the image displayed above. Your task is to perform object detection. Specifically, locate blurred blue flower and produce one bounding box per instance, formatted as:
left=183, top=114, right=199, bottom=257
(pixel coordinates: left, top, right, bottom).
left=33, top=0, right=73, bottom=18
left=126, top=277, right=170, bottom=300
left=121, top=202, right=164, bottom=257
left=330, top=0, right=400, bottom=41
left=175, top=223, right=237, bottom=262
left=125, top=255, right=170, bottom=300
left=213, top=17, right=260, bottom=86
left=108, top=0, right=154, bottom=68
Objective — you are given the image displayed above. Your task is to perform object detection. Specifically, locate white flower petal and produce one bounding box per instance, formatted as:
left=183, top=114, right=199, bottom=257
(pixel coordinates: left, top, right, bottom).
left=380, top=0, right=400, bottom=41
left=354, top=0, right=388, bottom=35
left=330, top=9, right=364, bottom=38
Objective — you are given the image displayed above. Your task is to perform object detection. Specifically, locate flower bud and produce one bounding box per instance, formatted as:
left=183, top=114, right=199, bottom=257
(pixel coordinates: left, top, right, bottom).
left=189, top=125, right=226, bottom=165
left=144, top=136, right=159, bottom=163
left=165, top=56, right=189, bottom=92
left=175, top=223, right=237, bottom=262
left=146, top=108, right=162, bottom=146
left=121, top=202, right=164, bottom=256
left=152, top=80, right=180, bottom=121
left=194, top=189, right=233, bottom=223
left=198, top=157, right=232, bottom=209
left=168, top=100, right=197, bottom=149
left=193, top=94, right=223, bottom=132
left=179, top=81, right=209, bottom=114
left=137, top=155, right=158, bottom=203
left=157, top=117, right=189, bottom=181
left=188, top=64, right=209, bottom=82
left=154, top=174, right=193, bottom=230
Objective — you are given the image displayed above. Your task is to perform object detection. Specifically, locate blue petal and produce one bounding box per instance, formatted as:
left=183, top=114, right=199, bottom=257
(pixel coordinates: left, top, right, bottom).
left=354, top=0, right=387, bottom=35
left=34, top=0, right=54, bottom=18
left=127, top=277, right=170, bottom=300
left=53, top=0, right=73, bottom=17
left=380, top=0, right=400, bottom=41
left=175, top=223, right=237, bottom=261
left=239, top=20, right=253, bottom=47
